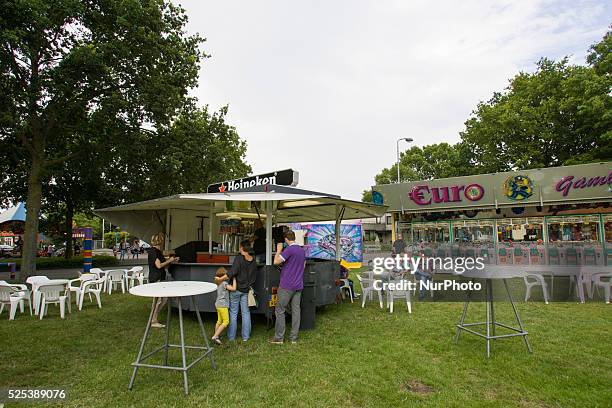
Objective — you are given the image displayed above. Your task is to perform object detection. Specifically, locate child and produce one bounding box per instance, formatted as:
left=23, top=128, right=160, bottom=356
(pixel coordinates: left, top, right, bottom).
left=212, top=267, right=236, bottom=345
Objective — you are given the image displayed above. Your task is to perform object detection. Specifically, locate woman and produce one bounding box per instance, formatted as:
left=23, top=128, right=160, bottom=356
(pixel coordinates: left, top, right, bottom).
left=224, top=240, right=257, bottom=341
left=131, top=238, right=140, bottom=259
left=147, top=232, right=179, bottom=328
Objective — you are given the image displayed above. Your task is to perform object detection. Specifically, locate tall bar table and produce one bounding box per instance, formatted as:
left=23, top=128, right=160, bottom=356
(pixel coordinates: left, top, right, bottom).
left=128, top=281, right=217, bottom=395
left=454, top=268, right=532, bottom=358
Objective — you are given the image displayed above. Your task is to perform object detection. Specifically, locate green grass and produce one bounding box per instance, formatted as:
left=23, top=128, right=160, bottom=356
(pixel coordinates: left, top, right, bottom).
left=1, top=281, right=611, bottom=407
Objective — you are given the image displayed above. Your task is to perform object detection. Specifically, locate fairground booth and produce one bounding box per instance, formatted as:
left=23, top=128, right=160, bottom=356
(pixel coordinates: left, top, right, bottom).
left=373, top=162, right=612, bottom=266
left=95, top=170, right=387, bottom=327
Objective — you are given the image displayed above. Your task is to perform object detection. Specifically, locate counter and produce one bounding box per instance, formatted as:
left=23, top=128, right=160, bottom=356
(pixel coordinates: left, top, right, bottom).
left=169, top=259, right=341, bottom=318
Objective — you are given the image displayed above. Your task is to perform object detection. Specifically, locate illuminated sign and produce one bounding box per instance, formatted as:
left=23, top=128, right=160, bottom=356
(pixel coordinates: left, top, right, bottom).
left=409, top=184, right=485, bottom=206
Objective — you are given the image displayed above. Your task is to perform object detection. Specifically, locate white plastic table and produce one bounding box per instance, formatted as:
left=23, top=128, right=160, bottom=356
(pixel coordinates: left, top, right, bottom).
left=128, top=281, right=217, bottom=395
left=454, top=267, right=532, bottom=358
left=28, top=278, right=71, bottom=315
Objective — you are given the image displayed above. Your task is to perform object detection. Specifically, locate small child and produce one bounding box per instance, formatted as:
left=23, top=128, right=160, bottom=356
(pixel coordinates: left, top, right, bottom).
left=212, top=267, right=235, bottom=345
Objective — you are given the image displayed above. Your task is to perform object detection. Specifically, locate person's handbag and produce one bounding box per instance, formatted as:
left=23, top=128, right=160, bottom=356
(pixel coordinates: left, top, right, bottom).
left=248, top=287, right=258, bottom=308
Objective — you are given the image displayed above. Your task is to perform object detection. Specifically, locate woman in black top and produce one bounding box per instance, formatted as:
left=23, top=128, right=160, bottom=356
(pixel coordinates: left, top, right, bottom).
left=147, top=232, right=179, bottom=328
left=223, top=240, right=257, bottom=341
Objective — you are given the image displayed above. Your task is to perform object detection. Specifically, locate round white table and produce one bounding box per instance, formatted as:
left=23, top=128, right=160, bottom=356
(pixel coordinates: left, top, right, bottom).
left=128, top=281, right=217, bottom=395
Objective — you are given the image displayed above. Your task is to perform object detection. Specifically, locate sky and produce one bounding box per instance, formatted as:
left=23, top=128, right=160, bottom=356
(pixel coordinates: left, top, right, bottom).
left=176, top=0, right=611, bottom=200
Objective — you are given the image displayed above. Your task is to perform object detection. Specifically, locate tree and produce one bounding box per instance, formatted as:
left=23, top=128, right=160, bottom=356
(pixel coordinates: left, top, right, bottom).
left=461, top=33, right=611, bottom=172
left=362, top=142, right=473, bottom=201
left=0, top=0, right=204, bottom=281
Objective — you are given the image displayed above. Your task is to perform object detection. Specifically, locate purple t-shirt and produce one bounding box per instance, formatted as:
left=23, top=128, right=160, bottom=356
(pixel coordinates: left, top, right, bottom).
left=279, top=244, right=306, bottom=290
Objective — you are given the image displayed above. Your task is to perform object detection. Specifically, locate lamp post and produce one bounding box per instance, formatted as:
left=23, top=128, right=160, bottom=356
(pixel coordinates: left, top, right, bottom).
left=396, top=137, right=413, bottom=183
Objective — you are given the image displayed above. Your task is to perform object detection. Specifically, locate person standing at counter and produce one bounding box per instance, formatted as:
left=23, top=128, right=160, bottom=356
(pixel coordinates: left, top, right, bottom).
left=269, top=230, right=305, bottom=345
left=252, top=219, right=266, bottom=263
left=147, top=232, right=180, bottom=328
left=226, top=240, right=257, bottom=342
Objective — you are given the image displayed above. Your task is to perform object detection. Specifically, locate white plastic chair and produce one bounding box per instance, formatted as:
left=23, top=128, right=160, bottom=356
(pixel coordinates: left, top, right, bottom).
left=356, top=274, right=383, bottom=308
left=38, top=284, right=68, bottom=319
left=66, top=274, right=96, bottom=306
left=107, top=270, right=126, bottom=294
left=591, top=273, right=612, bottom=304
left=387, top=279, right=412, bottom=314
left=523, top=274, right=549, bottom=304
left=126, top=266, right=144, bottom=289
left=79, top=276, right=105, bottom=310
left=0, top=280, right=32, bottom=317
left=339, top=279, right=353, bottom=303
left=0, top=285, right=29, bottom=320
left=26, top=276, right=51, bottom=315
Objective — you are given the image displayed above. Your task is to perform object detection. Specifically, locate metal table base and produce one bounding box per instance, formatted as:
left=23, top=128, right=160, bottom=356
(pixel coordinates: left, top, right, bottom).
left=455, top=279, right=532, bottom=358
left=128, top=295, right=216, bottom=395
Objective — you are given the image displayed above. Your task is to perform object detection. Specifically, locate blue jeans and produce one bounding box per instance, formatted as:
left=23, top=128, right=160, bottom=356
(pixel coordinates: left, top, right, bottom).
left=415, top=270, right=432, bottom=300
left=228, top=291, right=251, bottom=341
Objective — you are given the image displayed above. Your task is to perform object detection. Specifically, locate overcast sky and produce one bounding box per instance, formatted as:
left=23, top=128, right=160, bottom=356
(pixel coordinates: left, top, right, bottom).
left=177, top=0, right=610, bottom=200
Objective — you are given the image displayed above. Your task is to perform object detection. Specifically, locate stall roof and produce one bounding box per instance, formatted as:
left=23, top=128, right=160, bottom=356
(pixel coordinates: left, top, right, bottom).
left=0, top=202, right=26, bottom=224
left=94, top=185, right=387, bottom=238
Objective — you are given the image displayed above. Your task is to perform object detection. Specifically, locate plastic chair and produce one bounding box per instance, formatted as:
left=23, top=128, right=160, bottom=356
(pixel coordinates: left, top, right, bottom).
left=26, top=276, right=51, bottom=315
left=0, top=280, right=32, bottom=317
left=126, top=266, right=144, bottom=289
left=0, top=285, right=29, bottom=320
left=356, top=274, right=383, bottom=309
left=338, top=279, right=353, bottom=303
left=591, top=273, right=612, bottom=304
left=66, top=274, right=96, bottom=306
left=38, top=284, right=68, bottom=319
left=387, top=279, right=412, bottom=314
left=523, top=274, right=549, bottom=304
left=79, top=276, right=106, bottom=310
left=107, top=270, right=126, bottom=294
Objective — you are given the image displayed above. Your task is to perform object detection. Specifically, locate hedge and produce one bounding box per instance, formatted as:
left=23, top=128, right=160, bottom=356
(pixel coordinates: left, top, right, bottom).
left=4, top=256, right=119, bottom=270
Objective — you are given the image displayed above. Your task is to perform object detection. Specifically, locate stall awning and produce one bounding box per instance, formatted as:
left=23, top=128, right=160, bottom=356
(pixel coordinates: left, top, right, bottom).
left=0, top=202, right=26, bottom=224
left=94, top=185, right=387, bottom=238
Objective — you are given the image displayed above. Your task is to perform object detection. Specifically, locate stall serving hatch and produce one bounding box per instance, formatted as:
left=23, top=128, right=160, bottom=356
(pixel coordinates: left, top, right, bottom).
left=95, top=183, right=387, bottom=328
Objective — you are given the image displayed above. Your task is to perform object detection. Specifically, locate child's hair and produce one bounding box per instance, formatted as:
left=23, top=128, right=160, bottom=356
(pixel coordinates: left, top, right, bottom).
left=216, top=267, right=227, bottom=278
left=240, top=239, right=252, bottom=253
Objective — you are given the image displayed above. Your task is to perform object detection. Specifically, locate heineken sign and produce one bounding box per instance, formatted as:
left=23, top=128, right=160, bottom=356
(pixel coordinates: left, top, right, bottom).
left=207, top=169, right=299, bottom=193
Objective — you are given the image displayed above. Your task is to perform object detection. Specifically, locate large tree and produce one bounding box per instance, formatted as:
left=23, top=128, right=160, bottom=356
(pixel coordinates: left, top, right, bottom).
left=0, top=0, right=204, bottom=280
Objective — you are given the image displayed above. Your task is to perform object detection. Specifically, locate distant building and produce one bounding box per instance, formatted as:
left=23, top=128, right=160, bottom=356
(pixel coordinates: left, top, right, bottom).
left=0, top=202, right=26, bottom=246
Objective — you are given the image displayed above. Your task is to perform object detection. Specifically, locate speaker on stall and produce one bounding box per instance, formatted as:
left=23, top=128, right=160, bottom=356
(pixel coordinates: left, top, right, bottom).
left=536, top=206, right=542, bottom=212
left=495, top=208, right=501, bottom=215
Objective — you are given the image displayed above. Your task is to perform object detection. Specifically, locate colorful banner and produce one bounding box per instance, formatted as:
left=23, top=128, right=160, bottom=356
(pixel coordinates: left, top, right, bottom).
left=301, top=223, right=363, bottom=262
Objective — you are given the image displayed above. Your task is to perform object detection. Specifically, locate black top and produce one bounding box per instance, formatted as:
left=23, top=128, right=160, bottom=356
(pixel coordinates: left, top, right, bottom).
left=393, top=239, right=406, bottom=254
left=253, top=227, right=266, bottom=255
left=147, top=247, right=166, bottom=282
left=227, top=254, right=258, bottom=293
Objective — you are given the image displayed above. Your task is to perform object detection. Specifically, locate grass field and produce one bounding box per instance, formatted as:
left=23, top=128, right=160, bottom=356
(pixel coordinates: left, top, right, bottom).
left=1, top=278, right=611, bottom=408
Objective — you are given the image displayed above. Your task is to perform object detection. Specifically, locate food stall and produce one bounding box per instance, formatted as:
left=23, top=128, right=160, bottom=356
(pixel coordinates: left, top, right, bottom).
left=373, top=162, right=612, bottom=266
left=95, top=176, right=387, bottom=326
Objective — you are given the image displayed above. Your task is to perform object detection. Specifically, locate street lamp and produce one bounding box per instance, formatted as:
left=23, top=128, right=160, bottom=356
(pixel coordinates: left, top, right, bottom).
left=396, top=137, right=413, bottom=183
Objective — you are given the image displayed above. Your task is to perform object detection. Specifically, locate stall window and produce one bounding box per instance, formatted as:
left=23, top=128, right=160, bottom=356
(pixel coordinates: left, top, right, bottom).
left=497, top=218, right=543, bottom=242
left=453, top=223, right=494, bottom=244
left=547, top=217, right=600, bottom=242
left=411, top=223, right=450, bottom=244
left=605, top=216, right=612, bottom=243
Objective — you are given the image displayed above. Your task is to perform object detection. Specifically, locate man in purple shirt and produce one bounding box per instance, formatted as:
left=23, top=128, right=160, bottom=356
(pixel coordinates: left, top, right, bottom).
left=269, top=230, right=305, bottom=344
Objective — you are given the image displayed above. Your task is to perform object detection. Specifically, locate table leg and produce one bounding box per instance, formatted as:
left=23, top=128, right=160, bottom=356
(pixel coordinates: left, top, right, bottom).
left=575, top=274, right=585, bottom=304
left=164, top=299, right=172, bottom=366
left=503, top=279, right=532, bottom=353
left=489, top=280, right=496, bottom=338
left=455, top=286, right=471, bottom=343
left=128, top=297, right=157, bottom=390
left=191, top=295, right=216, bottom=369
left=177, top=297, right=189, bottom=395
left=485, top=279, right=491, bottom=358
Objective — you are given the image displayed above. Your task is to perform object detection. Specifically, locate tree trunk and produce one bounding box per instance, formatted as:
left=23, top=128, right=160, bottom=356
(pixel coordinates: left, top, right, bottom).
left=64, top=201, right=74, bottom=259
left=19, top=160, right=43, bottom=283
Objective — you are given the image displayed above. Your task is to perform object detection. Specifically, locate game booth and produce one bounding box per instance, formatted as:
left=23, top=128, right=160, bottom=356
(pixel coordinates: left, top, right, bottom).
left=372, top=162, right=612, bottom=267
left=95, top=170, right=387, bottom=328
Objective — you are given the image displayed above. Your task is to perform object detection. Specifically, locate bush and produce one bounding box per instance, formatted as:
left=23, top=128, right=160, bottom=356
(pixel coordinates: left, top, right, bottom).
left=6, top=256, right=119, bottom=270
